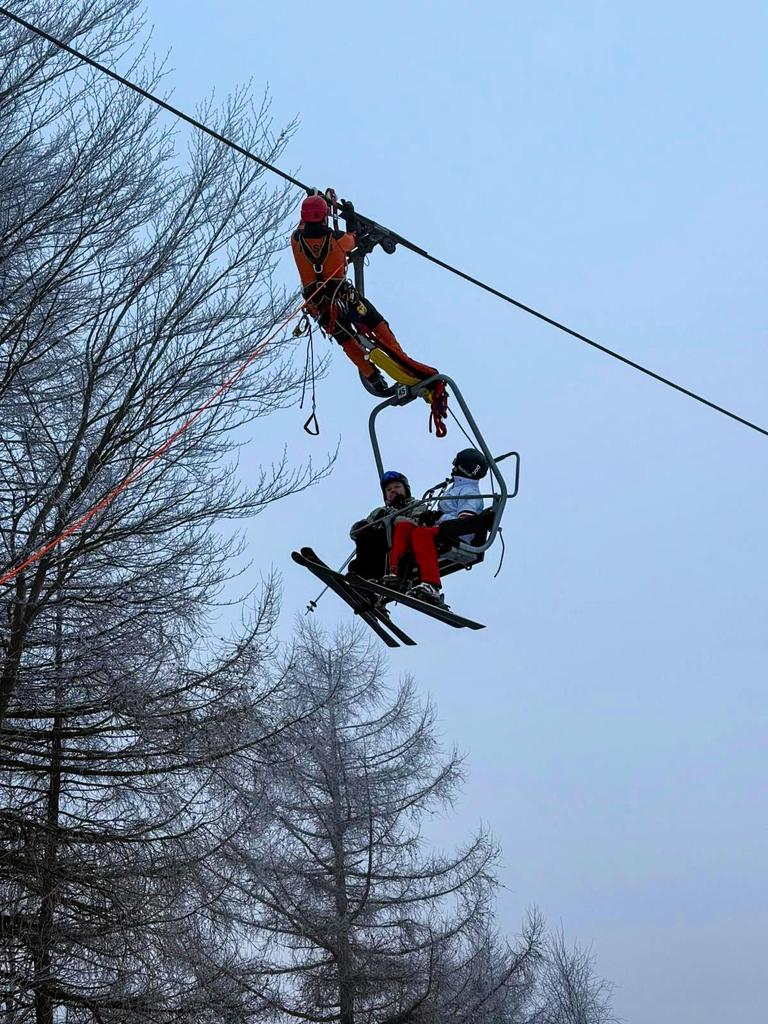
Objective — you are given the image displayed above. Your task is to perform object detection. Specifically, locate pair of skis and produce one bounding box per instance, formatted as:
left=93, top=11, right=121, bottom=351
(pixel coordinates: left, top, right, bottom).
left=292, top=548, right=484, bottom=648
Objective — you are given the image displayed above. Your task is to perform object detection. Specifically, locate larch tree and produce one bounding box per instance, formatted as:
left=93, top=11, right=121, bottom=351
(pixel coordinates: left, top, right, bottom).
left=0, top=571, right=315, bottom=1024
left=530, top=931, right=618, bottom=1024
left=216, top=623, right=543, bottom=1024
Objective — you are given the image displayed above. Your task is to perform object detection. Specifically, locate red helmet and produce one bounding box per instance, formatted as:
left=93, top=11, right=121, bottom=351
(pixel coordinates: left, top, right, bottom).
left=301, top=195, right=329, bottom=223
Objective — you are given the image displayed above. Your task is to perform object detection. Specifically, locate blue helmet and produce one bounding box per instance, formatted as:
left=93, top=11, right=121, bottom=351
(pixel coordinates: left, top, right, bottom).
left=380, top=471, right=411, bottom=500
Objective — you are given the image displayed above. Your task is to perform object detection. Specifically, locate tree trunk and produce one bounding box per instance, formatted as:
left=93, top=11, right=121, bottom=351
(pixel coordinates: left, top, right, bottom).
left=329, top=714, right=354, bottom=1024
left=33, top=603, right=64, bottom=1024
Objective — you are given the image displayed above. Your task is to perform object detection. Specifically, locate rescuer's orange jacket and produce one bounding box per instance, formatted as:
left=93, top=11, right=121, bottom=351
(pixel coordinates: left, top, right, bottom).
left=291, top=222, right=355, bottom=291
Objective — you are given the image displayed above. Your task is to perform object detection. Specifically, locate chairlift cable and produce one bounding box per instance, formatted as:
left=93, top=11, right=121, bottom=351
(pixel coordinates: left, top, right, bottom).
left=0, top=7, right=310, bottom=192
left=2, top=6, right=767, bottom=440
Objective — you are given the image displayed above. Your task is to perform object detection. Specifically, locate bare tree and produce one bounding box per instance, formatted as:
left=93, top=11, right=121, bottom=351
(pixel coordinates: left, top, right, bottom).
left=529, top=930, right=618, bottom=1024
left=0, top=0, right=325, bottom=726
left=0, top=571, right=315, bottom=1023
left=0, top=3, right=331, bottom=1021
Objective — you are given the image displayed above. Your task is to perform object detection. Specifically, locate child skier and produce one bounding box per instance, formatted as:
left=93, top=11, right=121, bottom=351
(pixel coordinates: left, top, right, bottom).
left=384, top=449, right=489, bottom=606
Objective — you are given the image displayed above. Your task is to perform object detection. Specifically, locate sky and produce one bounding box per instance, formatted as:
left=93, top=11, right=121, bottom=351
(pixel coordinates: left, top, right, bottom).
left=141, top=3, right=768, bottom=1021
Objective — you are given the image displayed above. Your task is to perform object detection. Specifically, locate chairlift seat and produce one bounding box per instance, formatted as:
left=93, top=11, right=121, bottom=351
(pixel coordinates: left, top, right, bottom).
left=436, top=506, right=496, bottom=575
left=396, top=507, right=497, bottom=583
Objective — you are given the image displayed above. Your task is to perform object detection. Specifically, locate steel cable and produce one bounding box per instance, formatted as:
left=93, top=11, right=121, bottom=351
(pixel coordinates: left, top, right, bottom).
left=1, top=6, right=765, bottom=454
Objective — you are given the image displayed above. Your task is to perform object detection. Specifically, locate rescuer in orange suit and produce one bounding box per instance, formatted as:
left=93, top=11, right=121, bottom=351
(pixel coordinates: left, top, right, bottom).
left=291, top=194, right=439, bottom=395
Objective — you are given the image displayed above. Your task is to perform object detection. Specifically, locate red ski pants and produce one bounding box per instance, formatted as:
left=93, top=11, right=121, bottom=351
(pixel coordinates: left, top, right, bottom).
left=390, top=521, right=441, bottom=586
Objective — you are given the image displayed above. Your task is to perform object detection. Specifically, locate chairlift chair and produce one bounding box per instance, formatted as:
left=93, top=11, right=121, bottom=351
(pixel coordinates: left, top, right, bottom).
left=368, top=373, right=520, bottom=578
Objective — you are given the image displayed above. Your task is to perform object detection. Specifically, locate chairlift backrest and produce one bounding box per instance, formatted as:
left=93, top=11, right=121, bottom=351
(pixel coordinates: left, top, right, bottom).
left=367, top=373, right=519, bottom=559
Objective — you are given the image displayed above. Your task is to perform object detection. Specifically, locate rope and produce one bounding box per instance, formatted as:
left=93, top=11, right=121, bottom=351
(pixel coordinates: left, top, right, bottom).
left=428, top=381, right=448, bottom=438
left=0, top=300, right=307, bottom=590
left=2, top=7, right=767, bottom=441
left=448, top=407, right=478, bottom=450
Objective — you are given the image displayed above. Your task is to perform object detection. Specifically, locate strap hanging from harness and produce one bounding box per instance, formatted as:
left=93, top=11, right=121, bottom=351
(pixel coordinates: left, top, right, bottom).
left=298, top=317, right=320, bottom=435
left=493, top=527, right=506, bottom=578
left=326, top=301, right=339, bottom=338
left=428, top=381, right=449, bottom=438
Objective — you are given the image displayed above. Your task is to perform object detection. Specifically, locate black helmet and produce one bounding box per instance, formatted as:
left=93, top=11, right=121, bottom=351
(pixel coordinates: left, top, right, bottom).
left=380, top=470, right=411, bottom=500
left=452, top=448, right=488, bottom=480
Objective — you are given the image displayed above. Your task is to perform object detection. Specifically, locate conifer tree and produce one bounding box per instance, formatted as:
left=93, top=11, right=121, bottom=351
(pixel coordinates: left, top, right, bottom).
left=221, top=624, right=542, bottom=1024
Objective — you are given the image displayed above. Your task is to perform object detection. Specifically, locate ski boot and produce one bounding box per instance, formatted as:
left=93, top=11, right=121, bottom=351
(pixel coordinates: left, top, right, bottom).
left=379, top=573, right=404, bottom=591
left=408, top=582, right=448, bottom=608
left=368, top=368, right=390, bottom=396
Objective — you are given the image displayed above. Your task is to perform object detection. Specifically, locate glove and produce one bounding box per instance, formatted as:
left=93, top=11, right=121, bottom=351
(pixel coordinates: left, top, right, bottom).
left=340, top=200, right=358, bottom=231
left=350, top=514, right=386, bottom=539
left=418, top=510, right=442, bottom=527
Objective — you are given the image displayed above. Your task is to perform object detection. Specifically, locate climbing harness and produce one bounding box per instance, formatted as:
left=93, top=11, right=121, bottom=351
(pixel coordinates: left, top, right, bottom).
left=296, top=232, right=332, bottom=291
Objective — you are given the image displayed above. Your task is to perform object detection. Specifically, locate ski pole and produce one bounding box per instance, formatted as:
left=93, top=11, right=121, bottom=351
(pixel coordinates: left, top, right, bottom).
left=305, top=551, right=354, bottom=614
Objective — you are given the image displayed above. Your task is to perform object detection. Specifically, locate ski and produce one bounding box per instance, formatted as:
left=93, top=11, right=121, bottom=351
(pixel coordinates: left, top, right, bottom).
left=292, top=551, right=398, bottom=647
left=348, top=576, right=485, bottom=631
left=292, top=550, right=414, bottom=648
left=300, top=549, right=416, bottom=647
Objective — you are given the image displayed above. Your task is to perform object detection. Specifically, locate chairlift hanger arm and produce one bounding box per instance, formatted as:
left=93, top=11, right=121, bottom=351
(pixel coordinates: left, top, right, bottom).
left=367, top=374, right=514, bottom=555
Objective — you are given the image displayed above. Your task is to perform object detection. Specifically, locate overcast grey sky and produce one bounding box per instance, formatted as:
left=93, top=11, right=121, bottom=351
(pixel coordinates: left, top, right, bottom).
left=144, top=3, right=767, bottom=1020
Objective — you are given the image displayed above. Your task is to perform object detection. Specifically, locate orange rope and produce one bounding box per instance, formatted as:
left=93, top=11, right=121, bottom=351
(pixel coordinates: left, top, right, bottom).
left=0, top=300, right=307, bottom=590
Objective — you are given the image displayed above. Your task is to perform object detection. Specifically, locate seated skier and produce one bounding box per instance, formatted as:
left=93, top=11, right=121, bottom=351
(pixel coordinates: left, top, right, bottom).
left=348, top=471, right=424, bottom=580
left=291, top=194, right=440, bottom=397
left=383, top=448, right=489, bottom=606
